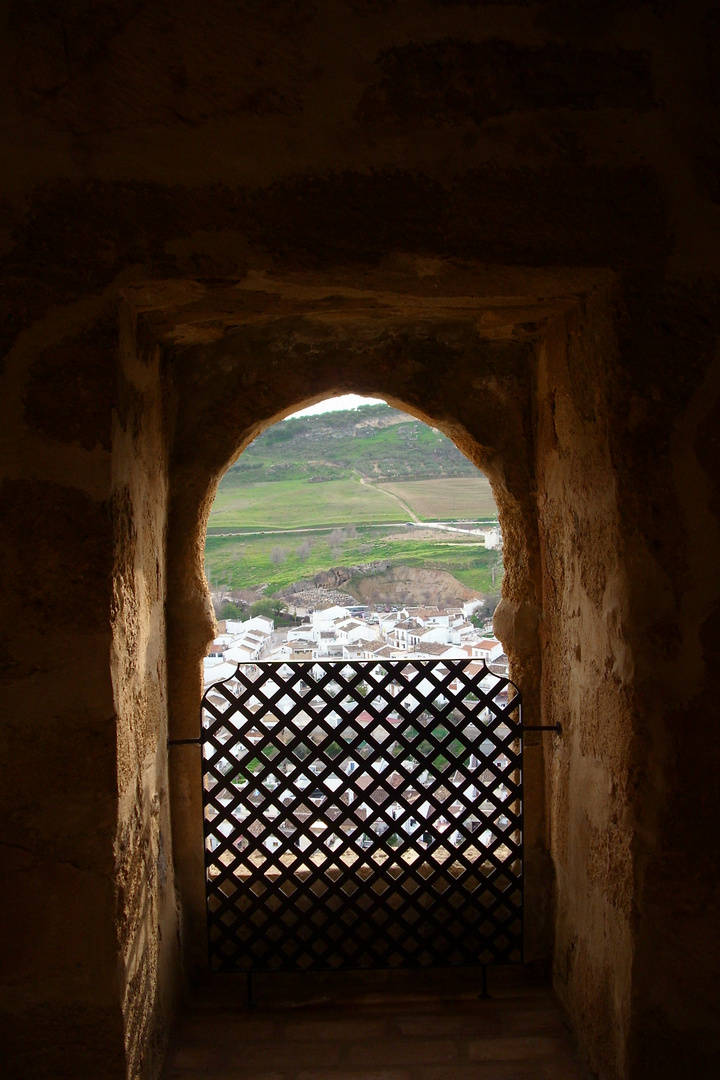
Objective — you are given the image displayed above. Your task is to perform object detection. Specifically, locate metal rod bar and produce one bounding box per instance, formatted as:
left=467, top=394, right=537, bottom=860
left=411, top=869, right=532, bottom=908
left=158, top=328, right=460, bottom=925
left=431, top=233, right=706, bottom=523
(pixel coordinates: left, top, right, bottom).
left=521, top=724, right=562, bottom=733
left=167, top=737, right=202, bottom=746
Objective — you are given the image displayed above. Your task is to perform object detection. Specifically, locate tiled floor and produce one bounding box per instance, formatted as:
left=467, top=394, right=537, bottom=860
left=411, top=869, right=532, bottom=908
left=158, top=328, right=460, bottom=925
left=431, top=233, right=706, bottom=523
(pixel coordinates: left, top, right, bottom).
left=162, top=967, right=585, bottom=1080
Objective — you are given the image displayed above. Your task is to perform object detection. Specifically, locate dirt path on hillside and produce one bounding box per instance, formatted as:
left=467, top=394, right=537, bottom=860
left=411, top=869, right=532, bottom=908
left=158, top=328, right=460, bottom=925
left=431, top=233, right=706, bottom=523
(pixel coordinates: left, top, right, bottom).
left=358, top=476, right=419, bottom=522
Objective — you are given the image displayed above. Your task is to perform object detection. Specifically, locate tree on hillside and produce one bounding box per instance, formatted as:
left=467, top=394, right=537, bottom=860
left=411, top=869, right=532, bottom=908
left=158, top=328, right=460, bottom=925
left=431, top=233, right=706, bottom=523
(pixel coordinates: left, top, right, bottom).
left=329, top=528, right=345, bottom=560
left=297, top=540, right=312, bottom=562
left=250, top=598, right=288, bottom=620
left=217, top=600, right=244, bottom=620
left=269, top=546, right=288, bottom=566
left=471, top=595, right=501, bottom=624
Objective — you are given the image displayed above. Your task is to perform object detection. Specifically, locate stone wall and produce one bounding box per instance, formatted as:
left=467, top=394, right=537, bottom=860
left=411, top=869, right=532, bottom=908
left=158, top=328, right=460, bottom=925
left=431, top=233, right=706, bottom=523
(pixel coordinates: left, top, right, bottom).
left=0, top=298, right=124, bottom=1076
left=537, top=290, right=636, bottom=1076
left=1, top=3, right=719, bottom=1078
left=611, top=283, right=720, bottom=1077
left=112, top=307, right=179, bottom=1078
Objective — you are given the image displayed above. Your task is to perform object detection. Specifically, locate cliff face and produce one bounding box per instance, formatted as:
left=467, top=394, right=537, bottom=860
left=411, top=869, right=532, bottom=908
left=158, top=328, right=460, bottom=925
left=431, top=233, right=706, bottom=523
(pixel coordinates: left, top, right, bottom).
left=343, top=564, right=481, bottom=607
left=310, top=561, right=390, bottom=590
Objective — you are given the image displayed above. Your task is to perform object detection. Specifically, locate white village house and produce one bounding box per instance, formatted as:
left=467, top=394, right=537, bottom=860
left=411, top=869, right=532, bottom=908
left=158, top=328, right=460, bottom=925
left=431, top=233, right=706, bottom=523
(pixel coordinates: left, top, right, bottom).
left=204, top=602, right=509, bottom=684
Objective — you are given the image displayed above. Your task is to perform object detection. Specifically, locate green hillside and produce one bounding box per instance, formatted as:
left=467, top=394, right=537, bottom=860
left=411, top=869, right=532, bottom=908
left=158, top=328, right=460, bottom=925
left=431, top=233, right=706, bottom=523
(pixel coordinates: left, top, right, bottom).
left=205, top=403, right=502, bottom=598
left=209, top=404, right=496, bottom=532
left=209, top=478, right=402, bottom=531
left=205, top=526, right=501, bottom=595
left=208, top=476, right=497, bottom=532
left=221, top=403, right=478, bottom=485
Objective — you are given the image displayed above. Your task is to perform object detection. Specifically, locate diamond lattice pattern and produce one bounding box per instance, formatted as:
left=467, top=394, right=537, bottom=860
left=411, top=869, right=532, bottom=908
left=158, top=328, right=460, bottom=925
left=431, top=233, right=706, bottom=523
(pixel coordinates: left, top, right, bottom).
left=201, top=660, right=522, bottom=971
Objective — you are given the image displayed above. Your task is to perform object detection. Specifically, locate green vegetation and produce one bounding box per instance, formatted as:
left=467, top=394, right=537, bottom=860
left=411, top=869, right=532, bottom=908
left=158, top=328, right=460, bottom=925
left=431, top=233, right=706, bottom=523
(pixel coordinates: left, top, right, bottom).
left=209, top=477, right=403, bottom=531
left=216, top=599, right=244, bottom=620
left=248, top=598, right=286, bottom=619
left=204, top=403, right=503, bottom=599
left=222, top=404, right=479, bottom=486
left=247, top=598, right=295, bottom=625
left=209, top=474, right=496, bottom=532
left=209, top=405, right=496, bottom=532
left=205, top=525, right=502, bottom=596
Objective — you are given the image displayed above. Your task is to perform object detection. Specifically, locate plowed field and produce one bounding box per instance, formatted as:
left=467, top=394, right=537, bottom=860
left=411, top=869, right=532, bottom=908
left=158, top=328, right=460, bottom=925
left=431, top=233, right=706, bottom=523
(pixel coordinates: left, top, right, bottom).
left=377, top=478, right=496, bottom=520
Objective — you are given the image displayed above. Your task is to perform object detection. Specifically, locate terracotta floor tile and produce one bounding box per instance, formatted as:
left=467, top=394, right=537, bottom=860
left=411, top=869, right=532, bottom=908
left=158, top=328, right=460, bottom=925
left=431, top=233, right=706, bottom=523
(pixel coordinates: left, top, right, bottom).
left=297, top=1071, right=412, bottom=1080
left=166, top=1044, right=224, bottom=1071
left=468, top=1035, right=575, bottom=1062
left=279, top=1019, right=388, bottom=1041
left=347, top=1038, right=458, bottom=1067
left=219, top=1042, right=343, bottom=1070
left=179, top=1019, right=278, bottom=1043
left=418, top=1068, right=548, bottom=1080
left=162, top=970, right=583, bottom=1080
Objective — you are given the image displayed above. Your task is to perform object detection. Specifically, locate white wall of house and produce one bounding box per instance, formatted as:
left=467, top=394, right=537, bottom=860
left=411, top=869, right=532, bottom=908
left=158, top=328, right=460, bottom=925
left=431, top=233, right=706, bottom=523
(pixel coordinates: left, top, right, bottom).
left=418, top=626, right=450, bottom=645
left=225, top=642, right=259, bottom=662
left=311, top=606, right=349, bottom=629
left=203, top=658, right=238, bottom=688
left=335, top=620, right=378, bottom=644
left=424, top=612, right=451, bottom=628
left=225, top=615, right=274, bottom=635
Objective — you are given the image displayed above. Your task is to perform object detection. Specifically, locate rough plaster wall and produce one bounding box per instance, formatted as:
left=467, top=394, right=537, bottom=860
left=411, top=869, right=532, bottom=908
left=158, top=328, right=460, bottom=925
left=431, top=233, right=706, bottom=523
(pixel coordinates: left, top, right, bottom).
left=609, top=283, right=720, bottom=1078
left=0, top=2, right=719, bottom=1078
left=0, top=291, right=180, bottom=1080
left=538, top=294, right=636, bottom=1078
left=0, top=297, right=125, bottom=1076
left=539, top=281, right=720, bottom=1079
left=112, top=308, right=179, bottom=1079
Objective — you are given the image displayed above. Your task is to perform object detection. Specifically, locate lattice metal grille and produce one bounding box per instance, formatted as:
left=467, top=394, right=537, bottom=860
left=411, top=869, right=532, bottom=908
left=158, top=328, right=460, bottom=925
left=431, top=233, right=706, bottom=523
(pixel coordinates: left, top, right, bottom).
left=201, top=659, right=522, bottom=972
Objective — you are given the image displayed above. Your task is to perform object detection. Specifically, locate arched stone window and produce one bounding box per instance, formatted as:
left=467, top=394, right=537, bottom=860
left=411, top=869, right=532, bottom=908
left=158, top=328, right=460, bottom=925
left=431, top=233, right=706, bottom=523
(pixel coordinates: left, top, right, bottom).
left=113, top=263, right=624, bottom=1067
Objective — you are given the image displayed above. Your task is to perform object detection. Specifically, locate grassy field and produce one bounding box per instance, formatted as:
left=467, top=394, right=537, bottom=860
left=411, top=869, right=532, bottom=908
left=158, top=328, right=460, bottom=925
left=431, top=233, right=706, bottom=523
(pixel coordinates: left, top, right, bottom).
left=377, top=478, right=497, bottom=521
left=209, top=478, right=404, bottom=531
left=205, top=526, right=502, bottom=595
left=205, top=405, right=502, bottom=598
left=208, top=476, right=499, bottom=533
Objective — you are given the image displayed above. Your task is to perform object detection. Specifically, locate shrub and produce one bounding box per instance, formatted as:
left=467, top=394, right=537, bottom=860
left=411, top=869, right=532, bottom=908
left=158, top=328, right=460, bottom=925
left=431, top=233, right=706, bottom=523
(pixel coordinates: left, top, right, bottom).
left=217, top=600, right=244, bottom=619
left=250, top=598, right=288, bottom=619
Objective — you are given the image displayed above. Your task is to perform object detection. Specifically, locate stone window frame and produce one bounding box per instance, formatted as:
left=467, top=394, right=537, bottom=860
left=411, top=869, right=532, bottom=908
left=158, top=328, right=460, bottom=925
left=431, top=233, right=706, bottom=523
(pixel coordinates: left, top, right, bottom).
left=116, top=262, right=611, bottom=981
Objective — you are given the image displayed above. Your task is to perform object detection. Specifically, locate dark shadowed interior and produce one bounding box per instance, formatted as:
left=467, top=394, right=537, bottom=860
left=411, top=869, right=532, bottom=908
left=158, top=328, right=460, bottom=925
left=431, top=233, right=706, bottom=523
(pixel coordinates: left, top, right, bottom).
left=1, top=3, right=719, bottom=1078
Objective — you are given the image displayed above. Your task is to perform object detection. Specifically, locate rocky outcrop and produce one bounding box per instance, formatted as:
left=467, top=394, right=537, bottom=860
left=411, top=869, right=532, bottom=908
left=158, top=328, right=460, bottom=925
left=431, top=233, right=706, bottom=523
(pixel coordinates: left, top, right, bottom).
left=348, top=565, right=480, bottom=607
left=311, top=561, right=391, bottom=591
left=281, top=562, right=480, bottom=609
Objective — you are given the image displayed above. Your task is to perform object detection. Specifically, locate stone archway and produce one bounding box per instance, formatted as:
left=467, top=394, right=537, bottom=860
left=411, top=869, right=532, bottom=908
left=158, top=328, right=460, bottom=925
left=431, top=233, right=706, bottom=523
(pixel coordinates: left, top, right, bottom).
left=116, top=261, right=632, bottom=1074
